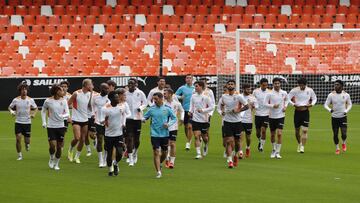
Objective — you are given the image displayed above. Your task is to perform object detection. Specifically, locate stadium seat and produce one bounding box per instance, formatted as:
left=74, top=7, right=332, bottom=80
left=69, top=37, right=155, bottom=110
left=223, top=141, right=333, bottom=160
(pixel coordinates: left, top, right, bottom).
left=66, top=5, right=77, bottom=15
left=14, top=32, right=25, bottom=45
left=41, top=5, right=53, bottom=16
left=16, top=6, right=27, bottom=15
left=78, top=5, right=89, bottom=15
left=281, top=5, right=292, bottom=16
left=237, top=0, right=248, bottom=6
left=107, top=0, right=117, bottom=7
left=18, top=46, right=29, bottom=59
left=163, top=5, right=174, bottom=16
left=94, top=24, right=105, bottom=35
left=135, top=14, right=147, bottom=25
left=29, top=6, right=40, bottom=15
left=23, top=15, right=35, bottom=25
left=225, top=0, right=236, bottom=6
left=214, top=23, right=226, bottom=34
left=11, top=15, right=23, bottom=26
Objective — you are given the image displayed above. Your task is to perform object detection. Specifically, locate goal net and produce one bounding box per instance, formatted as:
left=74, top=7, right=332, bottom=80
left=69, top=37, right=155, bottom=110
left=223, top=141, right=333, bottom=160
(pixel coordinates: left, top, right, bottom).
left=214, top=29, right=360, bottom=104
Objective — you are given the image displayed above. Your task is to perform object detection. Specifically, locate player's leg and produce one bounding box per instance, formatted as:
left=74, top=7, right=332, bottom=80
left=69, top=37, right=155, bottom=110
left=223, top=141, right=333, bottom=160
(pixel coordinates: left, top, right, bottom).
left=68, top=123, right=81, bottom=161
left=96, top=125, right=106, bottom=167
left=294, top=111, right=301, bottom=148
left=125, top=120, right=135, bottom=166
left=167, top=131, right=177, bottom=168
left=193, top=130, right=202, bottom=159
left=340, top=117, right=348, bottom=152
left=331, top=118, right=341, bottom=154
left=185, top=123, right=193, bottom=150
left=151, top=137, right=162, bottom=178
left=74, top=124, right=88, bottom=164
left=255, top=116, right=262, bottom=151
left=275, top=129, right=283, bottom=159
left=201, top=124, right=210, bottom=156
left=104, top=137, right=115, bottom=176
left=132, top=121, right=142, bottom=165
left=47, top=129, right=56, bottom=169
left=245, top=124, right=252, bottom=158
left=269, top=119, right=277, bottom=158
left=225, top=136, right=235, bottom=168
left=234, top=123, right=244, bottom=160
left=112, top=137, right=123, bottom=176
left=259, top=117, right=268, bottom=152
left=299, top=111, right=309, bottom=153
left=160, top=138, right=168, bottom=164
left=23, top=125, right=31, bottom=151
left=53, top=128, right=65, bottom=170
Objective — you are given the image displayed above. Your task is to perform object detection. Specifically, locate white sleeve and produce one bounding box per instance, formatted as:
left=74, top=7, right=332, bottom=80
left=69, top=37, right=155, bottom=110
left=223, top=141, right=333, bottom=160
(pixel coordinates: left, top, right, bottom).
left=139, top=91, right=148, bottom=111
left=178, top=102, right=185, bottom=121
left=324, top=94, right=332, bottom=112
left=311, top=89, right=317, bottom=106
left=41, top=100, right=48, bottom=125
left=9, top=99, right=16, bottom=109
left=189, top=96, right=194, bottom=114
left=284, top=92, right=289, bottom=108
left=99, top=107, right=106, bottom=123
left=63, top=100, right=70, bottom=119
left=217, top=97, right=223, bottom=115
left=209, top=89, right=215, bottom=107
left=147, top=89, right=154, bottom=106
left=238, top=95, right=248, bottom=106
left=264, top=93, right=274, bottom=108
left=30, top=98, right=38, bottom=109
left=125, top=103, right=131, bottom=119
left=287, top=89, right=295, bottom=106
left=202, top=97, right=214, bottom=113
left=345, top=94, right=352, bottom=113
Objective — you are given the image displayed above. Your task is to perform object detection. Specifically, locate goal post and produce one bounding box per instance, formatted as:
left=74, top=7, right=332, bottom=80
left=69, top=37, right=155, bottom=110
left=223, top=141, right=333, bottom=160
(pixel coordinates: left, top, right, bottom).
left=214, top=28, right=360, bottom=103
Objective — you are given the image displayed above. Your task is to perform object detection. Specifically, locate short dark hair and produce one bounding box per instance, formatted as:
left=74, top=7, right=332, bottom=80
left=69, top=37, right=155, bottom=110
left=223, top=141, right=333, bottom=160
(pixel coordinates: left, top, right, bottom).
left=128, top=78, right=137, bottom=84
left=297, top=77, right=307, bottom=85
left=164, top=88, right=174, bottom=95
left=60, top=80, right=70, bottom=87
left=106, top=80, right=116, bottom=87
left=157, top=76, right=165, bottom=82
left=17, top=81, right=29, bottom=92
left=194, top=81, right=205, bottom=88
left=227, top=79, right=236, bottom=84
left=50, top=84, right=62, bottom=96
left=242, top=83, right=251, bottom=89
left=335, top=79, right=344, bottom=86
left=153, top=92, right=163, bottom=99
left=273, top=77, right=282, bottom=83
left=108, top=91, right=117, bottom=101
left=115, top=88, right=126, bottom=95
left=259, top=78, right=268, bottom=84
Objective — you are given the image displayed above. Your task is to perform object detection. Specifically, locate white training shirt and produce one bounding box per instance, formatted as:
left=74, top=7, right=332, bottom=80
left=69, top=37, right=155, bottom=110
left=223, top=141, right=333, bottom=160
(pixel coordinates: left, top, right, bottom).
left=147, top=87, right=164, bottom=106
left=264, top=89, right=289, bottom=119
left=165, top=99, right=185, bottom=131
left=126, top=88, right=147, bottom=120
left=63, top=92, right=72, bottom=120
left=41, top=97, right=69, bottom=128
left=253, top=88, right=271, bottom=117
left=101, top=103, right=130, bottom=137
left=324, top=91, right=352, bottom=118
left=189, top=92, right=214, bottom=123
left=71, top=89, right=91, bottom=122
left=203, top=87, right=216, bottom=116
left=288, top=86, right=317, bottom=107
left=91, top=93, right=109, bottom=125
left=9, top=96, right=37, bottom=124
left=240, top=94, right=257, bottom=124
left=217, top=93, right=248, bottom=123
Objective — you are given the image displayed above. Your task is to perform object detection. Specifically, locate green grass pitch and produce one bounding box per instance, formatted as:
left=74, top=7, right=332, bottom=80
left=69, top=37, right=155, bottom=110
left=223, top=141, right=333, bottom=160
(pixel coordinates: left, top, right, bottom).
left=0, top=105, right=359, bottom=203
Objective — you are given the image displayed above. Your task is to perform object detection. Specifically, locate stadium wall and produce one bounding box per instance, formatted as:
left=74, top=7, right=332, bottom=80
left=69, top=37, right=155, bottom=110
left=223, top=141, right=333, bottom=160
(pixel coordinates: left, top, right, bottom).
left=0, top=74, right=359, bottom=110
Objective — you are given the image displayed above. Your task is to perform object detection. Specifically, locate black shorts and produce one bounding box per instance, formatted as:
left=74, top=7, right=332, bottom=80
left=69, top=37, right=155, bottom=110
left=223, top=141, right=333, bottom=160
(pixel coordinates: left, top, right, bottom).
left=184, top=111, right=191, bottom=125
left=72, top=120, right=88, bottom=127
left=151, top=137, right=169, bottom=151
left=88, top=117, right=96, bottom=132
left=47, top=128, right=66, bottom=142
left=269, top=117, right=285, bottom=132
left=294, top=110, right=310, bottom=128
left=125, top=119, right=142, bottom=136
left=104, top=136, right=124, bottom=153
left=96, top=124, right=105, bottom=136
left=169, top=130, right=177, bottom=141
left=15, top=123, right=31, bottom=137
left=191, top=121, right=209, bottom=134
left=223, top=121, right=242, bottom=137
left=242, top=123, right=253, bottom=135
left=255, top=116, right=269, bottom=129
left=332, top=117, right=347, bottom=129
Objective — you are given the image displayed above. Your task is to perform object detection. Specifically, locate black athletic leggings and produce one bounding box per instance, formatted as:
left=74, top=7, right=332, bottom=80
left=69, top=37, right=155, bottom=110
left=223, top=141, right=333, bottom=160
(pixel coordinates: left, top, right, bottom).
left=104, top=136, right=124, bottom=167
